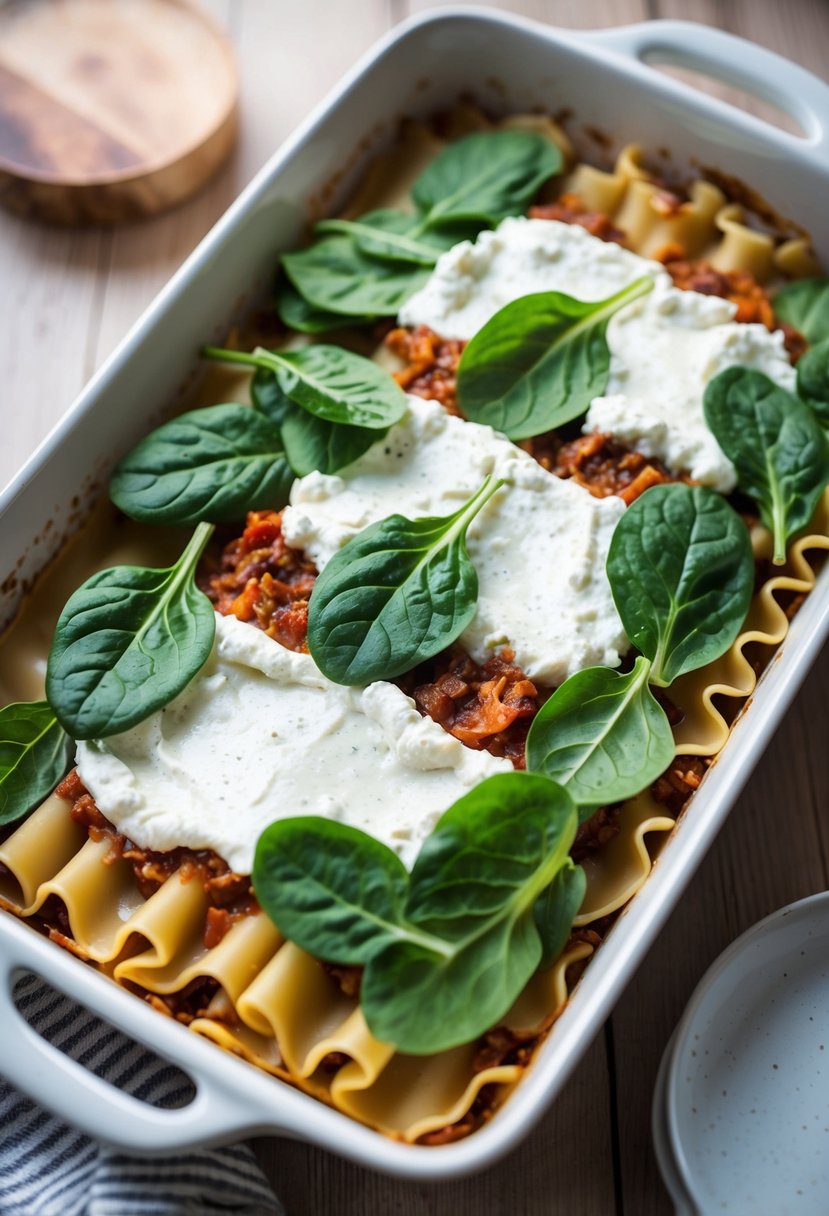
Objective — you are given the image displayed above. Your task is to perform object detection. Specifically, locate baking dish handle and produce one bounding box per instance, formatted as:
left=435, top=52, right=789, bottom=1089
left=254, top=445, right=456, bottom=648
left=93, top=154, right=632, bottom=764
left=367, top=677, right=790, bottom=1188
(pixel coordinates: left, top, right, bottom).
left=0, top=926, right=279, bottom=1153
left=576, top=20, right=829, bottom=150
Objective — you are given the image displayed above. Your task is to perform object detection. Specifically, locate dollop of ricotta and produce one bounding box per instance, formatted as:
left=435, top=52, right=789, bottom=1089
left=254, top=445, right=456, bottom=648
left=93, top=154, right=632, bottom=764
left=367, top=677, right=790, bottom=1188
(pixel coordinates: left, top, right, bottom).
left=283, top=396, right=627, bottom=686
left=586, top=277, right=797, bottom=491
left=75, top=613, right=511, bottom=873
left=399, top=216, right=796, bottom=491
left=399, top=216, right=664, bottom=338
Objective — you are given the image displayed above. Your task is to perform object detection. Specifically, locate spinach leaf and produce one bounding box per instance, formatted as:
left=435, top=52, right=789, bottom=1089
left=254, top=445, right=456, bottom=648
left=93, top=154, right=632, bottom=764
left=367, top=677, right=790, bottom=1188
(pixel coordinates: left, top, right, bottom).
left=282, top=233, right=431, bottom=318
left=109, top=404, right=294, bottom=525
left=525, top=657, right=674, bottom=812
left=606, top=484, right=755, bottom=686
left=774, top=277, right=829, bottom=343
left=249, top=365, right=295, bottom=426
left=250, top=365, right=383, bottom=477
left=774, top=276, right=829, bottom=430
left=797, top=338, right=829, bottom=428
left=46, top=524, right=216, bottom=740
left=204, top=344, right=407, bottom=430
left=411, top=130, right=562, bottom=228
left=456, top=277, right=654, bottom=440
left=253, top=772, right=579, bottom=1054
left=276, top=279, right=365, bottom=333
left=307, top=476, right=503, bottom=684
left=315, top=211, right=449, bottom=267
left=0, top=702, right=73, bottom=826
left=704, top=368, right=829, bottom=565
left=253, top=816, right=412, bottom=964
left=367, top=774, right=575, bottom=1054
left=279, top=408, right=382, bottom=478
left=533, top=861, right=586, bottom=968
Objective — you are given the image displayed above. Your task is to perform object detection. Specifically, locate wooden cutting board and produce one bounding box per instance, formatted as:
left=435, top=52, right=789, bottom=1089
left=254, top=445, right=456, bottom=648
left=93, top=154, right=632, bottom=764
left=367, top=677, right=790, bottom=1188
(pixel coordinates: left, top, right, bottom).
left=0, top=0, right=238, bottom=224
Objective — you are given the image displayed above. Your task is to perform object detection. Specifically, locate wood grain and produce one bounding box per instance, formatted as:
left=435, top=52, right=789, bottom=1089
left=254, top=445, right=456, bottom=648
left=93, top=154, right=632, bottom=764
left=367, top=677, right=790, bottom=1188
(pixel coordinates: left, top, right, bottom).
left=0, top=0, right=237, bottom=223
left=1, top=3, right=827, bottom=1213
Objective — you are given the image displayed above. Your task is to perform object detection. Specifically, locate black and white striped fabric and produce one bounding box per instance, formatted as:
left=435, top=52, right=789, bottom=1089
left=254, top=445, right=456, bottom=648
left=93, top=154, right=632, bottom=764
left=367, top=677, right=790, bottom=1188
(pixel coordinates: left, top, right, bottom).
left=0, top=975, right=283, bottom=1216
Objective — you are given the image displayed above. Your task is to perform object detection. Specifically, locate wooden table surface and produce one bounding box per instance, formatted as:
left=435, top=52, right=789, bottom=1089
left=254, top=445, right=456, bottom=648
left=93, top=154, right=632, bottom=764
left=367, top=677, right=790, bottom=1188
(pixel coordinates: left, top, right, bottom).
left=2, top=2, right=827, bottom=1212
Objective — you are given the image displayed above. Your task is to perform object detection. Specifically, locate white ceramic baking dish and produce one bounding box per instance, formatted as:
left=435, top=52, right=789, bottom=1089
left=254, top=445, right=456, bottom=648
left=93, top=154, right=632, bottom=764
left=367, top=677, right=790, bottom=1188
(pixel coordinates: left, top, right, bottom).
left=1, top=9, right=828, bottom=1181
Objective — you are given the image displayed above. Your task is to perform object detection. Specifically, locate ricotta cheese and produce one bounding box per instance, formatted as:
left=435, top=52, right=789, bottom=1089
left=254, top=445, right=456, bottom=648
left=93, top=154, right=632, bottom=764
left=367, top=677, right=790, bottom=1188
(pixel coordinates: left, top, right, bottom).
left=283, top=395, right=627, bottom=686
left=75, top=613, right=510, bottom=873
left=399, top=216, right=797, bottom=492
left=399, top=216, right=664, bottom=339
left=585, top=278, right=797, bottom=492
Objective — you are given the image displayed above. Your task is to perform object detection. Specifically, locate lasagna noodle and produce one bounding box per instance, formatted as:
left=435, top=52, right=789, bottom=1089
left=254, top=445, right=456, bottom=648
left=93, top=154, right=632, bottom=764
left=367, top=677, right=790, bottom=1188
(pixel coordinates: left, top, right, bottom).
left=561, top=140, right=818, bottom=278
left=0, top=112, right=826, bottom=1140
left=115, top=906, right=282, bottom=997
left=0, top=793, right=86, bottom=908
left=577, top=795, right=675, bottom=924
left=205, top=938, right=591, bottom=1141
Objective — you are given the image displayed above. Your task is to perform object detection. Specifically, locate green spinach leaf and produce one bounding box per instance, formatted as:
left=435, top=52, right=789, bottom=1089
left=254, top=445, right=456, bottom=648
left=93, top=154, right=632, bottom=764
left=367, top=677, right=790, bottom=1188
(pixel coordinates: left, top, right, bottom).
left=797, top=338, right=829, bottom=428
left=253, top=816, right=412, bottom=964
left=252, top=772, right=579, bottom=1054
left=307, top=476, right=503, bottom=684
left=282, top=233, right=431, bottom=318
left=606, top=483, right=755, bottom=685
left=525, top=657, right=674, bottom=812
left=533, top=861, right=586, bottom=968
left=0, top=702, right=73, bottom=826
left=411, top=130, right=562, bottom=228
left=456, top=277, right=654, bottom=440
left=46, top=524, right=216, bottom=739
left=276, top=279, right=365, bottom=333
left=315, top=211, right=451, bottom=267
left=279, top=408, right=383, bottom=478
left=250, top=365, right=295, bottom=426
left=250, top=365, right=383, bottom=477
left=109, top=404, right=294, bottom=525
left=704, top=368, right=829, bottom=565
left=204, top=344, right=407, bottom=430
left=774, top=278, right=829, bottom=427
left=774, top=277, right=829, bottom=343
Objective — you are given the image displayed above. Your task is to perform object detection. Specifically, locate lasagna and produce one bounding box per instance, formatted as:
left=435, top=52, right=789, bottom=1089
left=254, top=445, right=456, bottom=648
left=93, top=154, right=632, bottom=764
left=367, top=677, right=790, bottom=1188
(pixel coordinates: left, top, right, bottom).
left=1, top=108, right=827, bottom=1145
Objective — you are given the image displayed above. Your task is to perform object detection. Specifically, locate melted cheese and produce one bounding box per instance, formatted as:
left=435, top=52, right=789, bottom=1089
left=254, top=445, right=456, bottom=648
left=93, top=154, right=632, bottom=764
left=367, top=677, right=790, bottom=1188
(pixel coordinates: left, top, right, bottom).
left=283, top=396, right=627, bottom=686
left=75, top=613, right=510, bottom=873
left=399, top=216, right=796, bottom=491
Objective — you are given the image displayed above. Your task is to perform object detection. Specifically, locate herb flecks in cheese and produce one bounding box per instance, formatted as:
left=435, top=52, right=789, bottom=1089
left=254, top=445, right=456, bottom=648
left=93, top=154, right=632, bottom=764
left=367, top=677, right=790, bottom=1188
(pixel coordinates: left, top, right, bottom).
left=75, top=613, right=510, bottom=873
left=283, top=396, right=627, bottom=686
left=401, top=217, right=796, bottom=491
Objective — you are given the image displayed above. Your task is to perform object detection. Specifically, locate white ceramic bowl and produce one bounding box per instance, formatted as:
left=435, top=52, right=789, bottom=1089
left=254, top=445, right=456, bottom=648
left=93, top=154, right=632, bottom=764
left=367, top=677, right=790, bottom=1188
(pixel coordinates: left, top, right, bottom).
left=652, top=1030, right=696, bottom=1216
left=659, top=893, right=829, bottom=1214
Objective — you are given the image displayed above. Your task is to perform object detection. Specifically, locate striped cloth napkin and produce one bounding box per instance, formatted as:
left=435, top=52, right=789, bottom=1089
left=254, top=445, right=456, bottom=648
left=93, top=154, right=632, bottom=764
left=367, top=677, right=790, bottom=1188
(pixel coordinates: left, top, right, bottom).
left=1, top=975, right=283, bottom=1216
